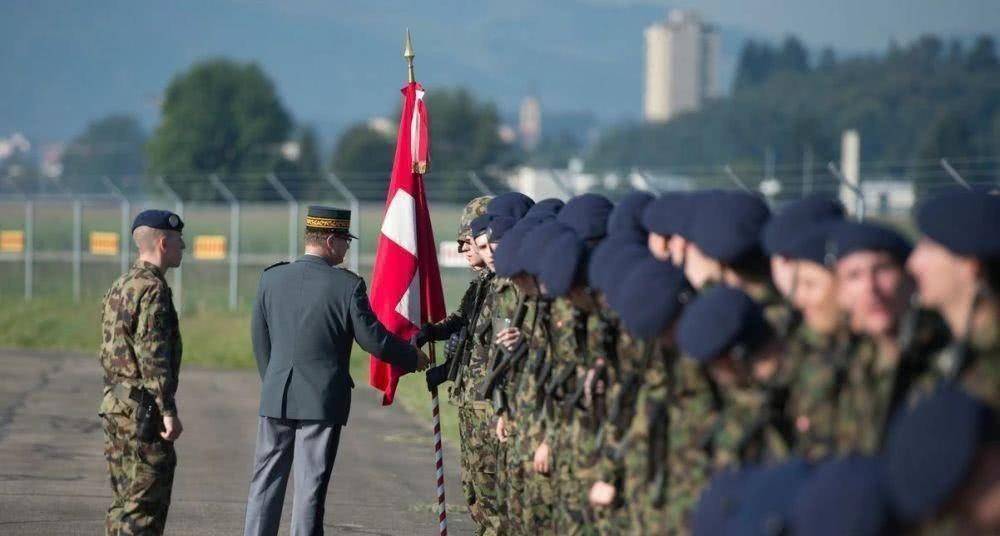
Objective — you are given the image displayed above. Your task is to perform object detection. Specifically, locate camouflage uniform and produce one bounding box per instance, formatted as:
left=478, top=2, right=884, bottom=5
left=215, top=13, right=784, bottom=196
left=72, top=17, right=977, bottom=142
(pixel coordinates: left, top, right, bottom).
left=485, top=277, right=520, bottom=529
left=835, top=309, right=950, bottom=454
left=590, top=324, right=643, bottom=535
left=99, top=260, right=182, bottom=536
left=510, top=297, right=557, bottom=532
left=780, top=324, right=852, bottom=460
left=545, top=301, right=589, bottom=534
left=455, top=271, right=502, bottom=535
left=911, top=311, right=999, bottom=410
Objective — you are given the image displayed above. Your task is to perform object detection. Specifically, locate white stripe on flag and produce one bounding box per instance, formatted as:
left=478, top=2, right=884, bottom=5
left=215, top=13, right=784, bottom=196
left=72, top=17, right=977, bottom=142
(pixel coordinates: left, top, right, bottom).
left=394, top=268, right=421, bottom=327
left=381, top=189, right=417, bottom=256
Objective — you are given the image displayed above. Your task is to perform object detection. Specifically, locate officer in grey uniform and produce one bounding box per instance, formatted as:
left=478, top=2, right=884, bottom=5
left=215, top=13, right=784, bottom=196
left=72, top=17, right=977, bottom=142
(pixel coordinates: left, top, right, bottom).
left=243, top=205, right=430, bottom=536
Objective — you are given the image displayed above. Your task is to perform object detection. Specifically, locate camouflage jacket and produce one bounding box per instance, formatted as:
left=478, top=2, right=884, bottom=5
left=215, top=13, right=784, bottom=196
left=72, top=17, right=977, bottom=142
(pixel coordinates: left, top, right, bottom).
left=456, top=272, right=496, bottom=405
left=445, top=271, right=492, bottom=402
left=912, top=310, right=998, bottom=410
left=100, top=260, right=182, bottom=417
left=835, top=310, right=950, bottom=454
left=542, top=298, right=584, bottom=444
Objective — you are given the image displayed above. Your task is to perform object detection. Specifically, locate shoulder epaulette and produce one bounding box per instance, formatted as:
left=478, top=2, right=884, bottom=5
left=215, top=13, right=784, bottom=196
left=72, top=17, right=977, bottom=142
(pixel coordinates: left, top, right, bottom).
left=264, top=261, right=289, bottom=272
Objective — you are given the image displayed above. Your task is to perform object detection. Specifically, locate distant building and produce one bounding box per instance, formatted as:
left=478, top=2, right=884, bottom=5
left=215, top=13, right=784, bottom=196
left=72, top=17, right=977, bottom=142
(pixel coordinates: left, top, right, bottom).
left=643, top=10, right=719, bottom=123
left=519, top=95, right=542, bottom=151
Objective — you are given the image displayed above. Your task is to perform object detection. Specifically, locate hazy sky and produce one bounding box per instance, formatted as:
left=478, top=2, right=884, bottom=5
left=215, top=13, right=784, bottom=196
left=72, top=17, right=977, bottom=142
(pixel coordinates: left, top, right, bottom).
left=2, top=0, right=997, bottom=145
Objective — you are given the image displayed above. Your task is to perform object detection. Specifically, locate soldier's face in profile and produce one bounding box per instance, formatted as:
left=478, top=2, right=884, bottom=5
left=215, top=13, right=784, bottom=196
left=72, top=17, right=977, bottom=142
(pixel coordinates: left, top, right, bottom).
left=683, top=242, right=721, bottom=290
left=907, top=238, right=977, bottom=312
left=474, top=234, right=494, bottom=271
left=793, top=261, right=841, bottom=335
left=462, top=238, right=484, bottom=269
left=163, top=230, right=185, bottom=268
left=836, top=250, right=909, bottom=336
left=770, top=256, right=796, bottom=299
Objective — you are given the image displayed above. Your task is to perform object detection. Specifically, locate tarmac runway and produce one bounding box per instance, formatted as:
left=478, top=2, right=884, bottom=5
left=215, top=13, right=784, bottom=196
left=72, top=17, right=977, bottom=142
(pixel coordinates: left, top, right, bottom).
left=0, top=348, right=474, bottom=535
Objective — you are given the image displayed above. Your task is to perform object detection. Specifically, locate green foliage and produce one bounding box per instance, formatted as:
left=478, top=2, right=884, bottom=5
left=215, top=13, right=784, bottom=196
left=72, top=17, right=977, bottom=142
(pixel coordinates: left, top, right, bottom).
left=588, top=34, right=1000, bottom=194
left=61, top=114, right=147, bottom=191
left=329, top=87, right=514, bottom=200
left=146, top=58, right=293, bottom=199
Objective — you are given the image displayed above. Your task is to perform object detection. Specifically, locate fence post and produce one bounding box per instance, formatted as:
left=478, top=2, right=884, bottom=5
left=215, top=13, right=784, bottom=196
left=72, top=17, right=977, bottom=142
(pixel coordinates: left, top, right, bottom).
left=325, top=173, right=360, bottom=274
left=828, top=162, right=865, bottom=221
left=72, top=199, right=82, bottom=303
left=102, top=177, right=130, bottom=274
left=468, top=171, right=496, bottom=196
left=210, top=175, right=240, bottom=311
left=722, top=165, right=753, bottom=194
left=940, top=159, right=972, bottom=190
left=266, top=173, right=298, bottom=261
left=156, top=177, right=185, bottom=315
left=24, top=199, right=33, bottom=301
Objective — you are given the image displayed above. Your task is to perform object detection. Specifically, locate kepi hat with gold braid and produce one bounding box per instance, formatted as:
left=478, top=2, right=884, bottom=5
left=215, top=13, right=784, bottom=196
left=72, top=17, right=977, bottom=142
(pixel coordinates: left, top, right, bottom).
left=306, top=205, right=357, bottom=239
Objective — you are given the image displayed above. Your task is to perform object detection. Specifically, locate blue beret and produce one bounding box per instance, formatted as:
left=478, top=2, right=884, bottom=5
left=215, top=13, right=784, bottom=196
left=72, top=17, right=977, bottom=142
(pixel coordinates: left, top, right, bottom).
left=518, top=221, right=573, bottom=276
left=828, top=221, right=912, bottom=265
left=731, top=459, right=813, bottom=536
left=607, top=191, right=654, bottom=240
left=688, top=191, right=771, bottom=264
left=487, top=191, right=535, bottom=220
left=525, top=198, right=564, bottom=218
left=642, top=191, right=697, bottom=238
left=556, top=193, right=614, bottom=241
left=494, top=217, right=547, bottom=277
left=693, top=467, right=754, bottom=536
left=884, top=385, right=998, bottom=523
left=791, top=456, right=890, bottom=536
left=131, top=209, right=184, bottom=234
left=470, top=214, right=493, bottom=237
left=781, top=221, right=836, bottom=265
left=486, top=216, right=516, bottom=242
left=612, top=256, right=692, bottom=340
left=916, top=190, right=1000, bottom=258
left=762, top=195, right=844, bottom=256
left=539, top=229, right=588, bottom=297
left=587, top=241, right=650, bottom=298
left=677, top=286, right=773, bottom=363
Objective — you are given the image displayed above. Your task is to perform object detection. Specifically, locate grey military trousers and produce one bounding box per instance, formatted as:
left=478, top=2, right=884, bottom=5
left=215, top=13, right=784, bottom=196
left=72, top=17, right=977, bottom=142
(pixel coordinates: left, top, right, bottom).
left=243, top=416, right=342, bottom=536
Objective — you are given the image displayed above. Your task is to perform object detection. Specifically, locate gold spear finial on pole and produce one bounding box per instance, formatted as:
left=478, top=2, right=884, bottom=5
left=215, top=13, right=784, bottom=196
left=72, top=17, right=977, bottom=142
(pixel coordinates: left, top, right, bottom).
left=403, top=29, right=416, bottom=83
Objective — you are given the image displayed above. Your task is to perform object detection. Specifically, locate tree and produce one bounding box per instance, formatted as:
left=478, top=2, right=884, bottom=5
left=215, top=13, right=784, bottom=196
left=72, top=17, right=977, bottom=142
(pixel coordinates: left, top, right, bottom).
left=817, top=47, right=837, bottom=71
left=967, top=36, right=998, bottom=71
left=329, top=122, right=395, bottom=198
left=146, top=58, right=293, bottom=199
left=777, top=36, right=810, bottom=73
left=62, top=114, right=146, bottom=192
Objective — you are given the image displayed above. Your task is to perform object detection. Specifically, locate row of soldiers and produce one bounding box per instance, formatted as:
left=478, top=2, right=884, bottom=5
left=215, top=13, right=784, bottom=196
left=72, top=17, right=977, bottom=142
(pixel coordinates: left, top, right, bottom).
left=419, top=187, right=999, bottom=535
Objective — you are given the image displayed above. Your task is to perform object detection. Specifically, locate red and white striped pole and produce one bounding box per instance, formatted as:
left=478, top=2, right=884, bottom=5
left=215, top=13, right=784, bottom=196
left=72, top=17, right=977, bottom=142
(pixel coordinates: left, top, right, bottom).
left=428, top=344, right=448, bottom=536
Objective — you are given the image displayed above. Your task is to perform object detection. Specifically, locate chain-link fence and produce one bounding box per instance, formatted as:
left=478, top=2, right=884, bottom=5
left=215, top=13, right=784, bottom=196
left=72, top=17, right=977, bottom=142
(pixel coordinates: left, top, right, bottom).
left=0, top=158, right=995, bottom=314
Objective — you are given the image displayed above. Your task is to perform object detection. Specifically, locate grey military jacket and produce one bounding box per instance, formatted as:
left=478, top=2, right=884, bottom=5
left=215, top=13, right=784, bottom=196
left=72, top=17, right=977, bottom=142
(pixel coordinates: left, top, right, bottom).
left=251, top=254, right=417, bottom=424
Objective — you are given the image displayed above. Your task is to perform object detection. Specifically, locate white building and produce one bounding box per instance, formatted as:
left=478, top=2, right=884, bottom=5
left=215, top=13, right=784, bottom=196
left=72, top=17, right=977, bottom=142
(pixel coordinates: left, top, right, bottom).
left=644, top=10, right=719, bottom=123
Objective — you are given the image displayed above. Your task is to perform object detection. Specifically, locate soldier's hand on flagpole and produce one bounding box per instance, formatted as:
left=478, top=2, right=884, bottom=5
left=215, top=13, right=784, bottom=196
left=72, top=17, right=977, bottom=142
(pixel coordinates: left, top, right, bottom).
left=415, top=347, right=431, bottom=372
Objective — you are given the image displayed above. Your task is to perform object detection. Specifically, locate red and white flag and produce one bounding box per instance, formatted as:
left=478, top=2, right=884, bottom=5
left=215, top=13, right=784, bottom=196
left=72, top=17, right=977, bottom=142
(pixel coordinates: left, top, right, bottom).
left=368, top=82, right=446, bottom=405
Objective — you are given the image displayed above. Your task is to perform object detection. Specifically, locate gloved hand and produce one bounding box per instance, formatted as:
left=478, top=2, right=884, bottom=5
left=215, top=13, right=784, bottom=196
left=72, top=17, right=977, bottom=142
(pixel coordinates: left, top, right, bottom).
left=415, top=324, right=434, bottom=348
left=443, top=332, right=461, bottom=357
left=425, top=361, right=451, bottom=392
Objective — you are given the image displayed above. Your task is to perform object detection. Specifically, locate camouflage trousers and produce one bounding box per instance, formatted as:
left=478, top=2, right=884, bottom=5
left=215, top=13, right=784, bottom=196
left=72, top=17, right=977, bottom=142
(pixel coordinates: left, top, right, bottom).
left=102, top=412, right=176, bottom=536
left=458, top=402, right=503, bottom=535
left=552, top=419, right=600, bottom=536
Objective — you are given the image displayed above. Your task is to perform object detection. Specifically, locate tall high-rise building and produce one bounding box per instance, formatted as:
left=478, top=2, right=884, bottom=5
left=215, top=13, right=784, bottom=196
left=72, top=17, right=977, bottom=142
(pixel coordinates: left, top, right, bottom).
left=519, top=94, right=542, bottom=151
left=643, top=10, right=719, bottom=123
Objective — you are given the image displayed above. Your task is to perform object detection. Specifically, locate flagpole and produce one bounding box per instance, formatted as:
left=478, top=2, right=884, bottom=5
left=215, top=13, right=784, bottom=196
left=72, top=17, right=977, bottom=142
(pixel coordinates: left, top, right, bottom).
left=406, top=29, right=449, bottom=536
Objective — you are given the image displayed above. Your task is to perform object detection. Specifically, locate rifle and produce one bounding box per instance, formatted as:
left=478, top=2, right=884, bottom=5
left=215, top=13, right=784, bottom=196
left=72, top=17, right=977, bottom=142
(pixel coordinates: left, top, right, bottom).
left=449, top=277, right=491, bottom=392
left=477, top=296, right=528, bottom=402
left=647, top=400, right=669, bottom=508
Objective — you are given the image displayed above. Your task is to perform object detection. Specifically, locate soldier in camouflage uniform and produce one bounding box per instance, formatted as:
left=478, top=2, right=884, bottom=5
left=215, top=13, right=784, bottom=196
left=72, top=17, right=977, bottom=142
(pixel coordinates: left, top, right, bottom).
left=907, top=189, right=1000, bottom=411
left=422, top=196, right=491, bottom=519
left=99, top=210, right=185, bottom=536
left=826, top=221, right=951, bottom=454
